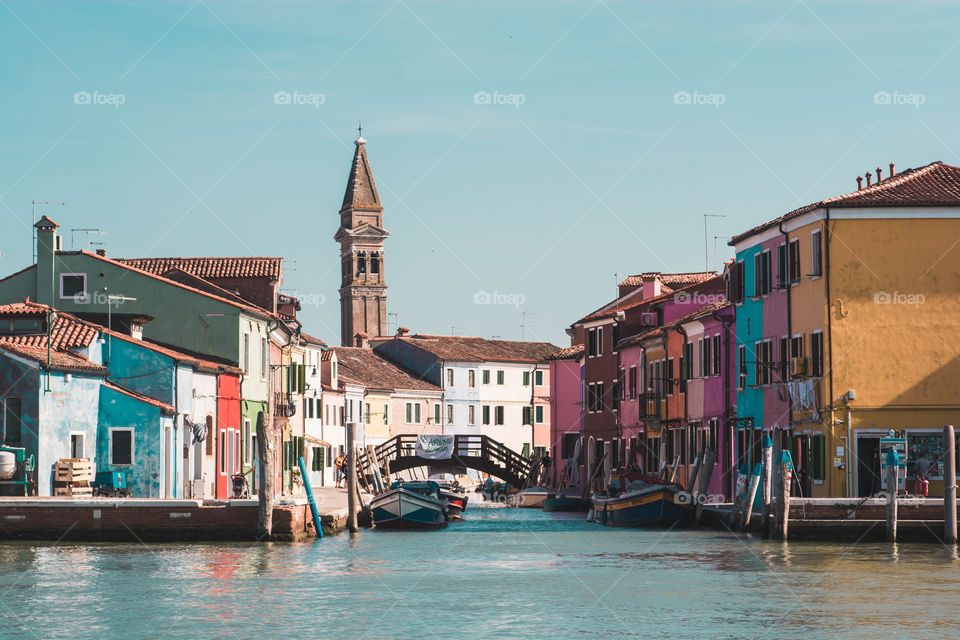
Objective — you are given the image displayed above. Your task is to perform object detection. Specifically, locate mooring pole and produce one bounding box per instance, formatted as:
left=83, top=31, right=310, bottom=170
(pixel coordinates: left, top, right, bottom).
left=944, top=425, right=957, bottom=545
left=760, top=434, right=773, bottom=538
left=694, top=448, right=716, bottom=527
left=740, top=463, right=762, bottom=533
left=255, top=411, right=273, bottom=539
left=298, top=456, right=323, bottom=539
left=886, top=448, right=899, bottom=543
left=774, top=450, right=792, bottom=541
left=347, top=422, right=358, bottom=533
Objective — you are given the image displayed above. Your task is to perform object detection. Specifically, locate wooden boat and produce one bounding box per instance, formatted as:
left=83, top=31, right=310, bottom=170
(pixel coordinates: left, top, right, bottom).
left=514, top=487, right=553, bottom=508
left=370, top=480, right=448, bottom=529
left=543, top=490, right=585, bottom=512
left=590, top=476, right=692, bottom=527
left=434, top=480, right=469, bottom=518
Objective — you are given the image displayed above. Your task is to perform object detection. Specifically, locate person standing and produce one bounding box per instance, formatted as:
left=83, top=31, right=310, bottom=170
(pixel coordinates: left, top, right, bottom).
left=335, top=453, right=345, bottom=488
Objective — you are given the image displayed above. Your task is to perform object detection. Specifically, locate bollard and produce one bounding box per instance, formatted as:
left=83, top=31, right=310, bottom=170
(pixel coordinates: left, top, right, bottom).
left=760, top=434, right=773, bottom=538
left=774, top=450, right=793, bottom=541
left=740, top=463, right=762, bottom=533
left=944, top=426, right=957, bottom=545
left=298, top=456, right=323, bottom=539
left=255, top=411, right=273, bottom=539
left=886, top=448, right=899, bottom=543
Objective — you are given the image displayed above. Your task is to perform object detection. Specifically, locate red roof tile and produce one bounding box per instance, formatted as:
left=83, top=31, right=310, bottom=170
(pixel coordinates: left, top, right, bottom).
left=732, top=161, right=960, bottom=244
left=117, top=257, right=282, bottom=280
left=547, top=343, right=585, bottom=361
left=617, top=272, right=716, bottom=288
left=0, top=343, right=106, bottom=374
left=578, top=276, right=723, bottom=324
left=0, top=301, right=99, bottom=351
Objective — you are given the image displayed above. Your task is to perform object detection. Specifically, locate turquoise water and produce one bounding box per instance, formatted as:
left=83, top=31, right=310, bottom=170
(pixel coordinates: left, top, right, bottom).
left=2, top=503, right=959, bottom=639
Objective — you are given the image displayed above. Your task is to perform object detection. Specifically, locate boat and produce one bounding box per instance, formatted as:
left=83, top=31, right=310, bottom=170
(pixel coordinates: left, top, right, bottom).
left=543, top=489, right=585, bottom=512
left=514, top=486, right=553, bottom=508
left=435, top=480, right=469, bottom=519
left=370, top=480, right=448, bottom=529
left=590, top=475, right=692, bottom=527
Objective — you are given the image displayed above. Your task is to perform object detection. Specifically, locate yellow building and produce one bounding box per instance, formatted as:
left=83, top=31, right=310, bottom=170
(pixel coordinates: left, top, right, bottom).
left=732, top=161, right=960, bottom=497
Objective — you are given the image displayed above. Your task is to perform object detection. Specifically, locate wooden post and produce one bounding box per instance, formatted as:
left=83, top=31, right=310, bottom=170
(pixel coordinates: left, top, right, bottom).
left=760, top=434, right=773, bottom=539
left=729, top=464, right=746, bottom=529
left=885, top=448, right=898, bottom=543
left=366, top=445, right=384, bottom=494
left=384, top=459, right=392, bottom=488
left=346, top=422, right=358, bottom=533
left=944, top=426, right=957, bottom=545
left=774, top=450, right=792, bottom=541
left=695, top=448, right=716, bottom=527
left=688, top=451, right=703, bottom=495
left=740, top=462, right=761, bottom=532
left=255, top=411, right=273, bottom=539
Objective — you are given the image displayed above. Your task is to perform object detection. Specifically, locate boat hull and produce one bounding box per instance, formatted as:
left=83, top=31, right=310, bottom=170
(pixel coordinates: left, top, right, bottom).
left=592, top=485, right=692, bottom=527
left=371, top=488, right=448, bottom=529
left=515, top=489, right=552, bottom=508
left=542, top=497, right=585, bottom=512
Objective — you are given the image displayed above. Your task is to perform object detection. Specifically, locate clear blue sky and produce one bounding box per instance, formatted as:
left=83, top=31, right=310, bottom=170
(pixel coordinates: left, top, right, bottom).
left=2, top=1, right=958, bottom=346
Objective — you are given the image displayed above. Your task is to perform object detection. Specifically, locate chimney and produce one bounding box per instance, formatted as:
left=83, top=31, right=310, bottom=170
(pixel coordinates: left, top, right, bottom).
left=866, top=171, right=872, bottom=187
left=857, top=176, right=863, bottom=190
left=396, top=326, right=410, bottom=338
left=130, top=321, right=144, bottom=341
left=889, top=162, right=895, bottom=178
left=33, top=216, right=59, bottom=306
left=96, top=248, right=107, bottom=257
left=876, top=166, right=882, bottom=182
left=354, top=331, right=370, bottom=349
left=641, top=274, right=662, bottom=300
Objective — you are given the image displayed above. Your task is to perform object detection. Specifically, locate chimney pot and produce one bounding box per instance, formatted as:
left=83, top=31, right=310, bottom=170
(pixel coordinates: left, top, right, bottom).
left=889, top=162, right=895, bottom=178
left=396, top=326, right=410, bottom=338
left=857, top=176, right=863, bottom=190
left=866, top=171, right=872, bottom=187
left=876, top=166, right=882, bottom=182
left=96, top=248, right=106, bottom=257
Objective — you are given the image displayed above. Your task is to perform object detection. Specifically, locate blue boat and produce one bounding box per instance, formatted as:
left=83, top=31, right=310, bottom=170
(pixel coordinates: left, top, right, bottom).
left=370, top=480, right=448, bottom=530
left=591, top=477, right=693, bottom=527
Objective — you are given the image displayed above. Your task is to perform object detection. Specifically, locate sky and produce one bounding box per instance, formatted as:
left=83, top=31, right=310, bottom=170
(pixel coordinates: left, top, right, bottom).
left=1, top=1, right=959, bottom=347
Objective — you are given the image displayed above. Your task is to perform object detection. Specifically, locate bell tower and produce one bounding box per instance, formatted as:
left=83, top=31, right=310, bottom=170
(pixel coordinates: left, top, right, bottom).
left=334, top=132, right=389, bottom=346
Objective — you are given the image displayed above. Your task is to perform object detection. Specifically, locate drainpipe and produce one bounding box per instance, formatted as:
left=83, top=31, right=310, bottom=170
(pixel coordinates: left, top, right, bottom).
left=778, top=221, right=793, bottom=442
left=714, top=308, right=734, bottom=499
left=823, top=207, right=848, bottom=496
left=676, top=323, right=690, bottom=488
left=173, top=362, right=179, bottom=499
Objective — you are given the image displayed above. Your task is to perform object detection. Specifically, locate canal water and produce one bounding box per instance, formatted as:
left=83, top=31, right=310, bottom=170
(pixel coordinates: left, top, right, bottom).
left=1, top=503, right=958, bottom=639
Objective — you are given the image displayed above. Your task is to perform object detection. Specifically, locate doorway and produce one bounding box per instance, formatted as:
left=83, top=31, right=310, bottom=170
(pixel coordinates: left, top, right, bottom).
left=856, top=434, right=882, bottom=497
left=70, top=433, right=85, bottom=459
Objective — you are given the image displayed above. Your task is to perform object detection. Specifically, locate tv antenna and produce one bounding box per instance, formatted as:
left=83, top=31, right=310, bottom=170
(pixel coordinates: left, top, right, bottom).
left=70, top=228, right=108, bottom=251
left=704, top=213, right=726, bottom=271
left=519, top=310, right=536, bottom=341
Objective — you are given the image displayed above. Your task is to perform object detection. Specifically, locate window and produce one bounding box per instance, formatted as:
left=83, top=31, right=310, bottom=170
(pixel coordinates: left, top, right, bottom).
left=811, top=331, right=824, bottom=377
left=243, top=419, right=252, bottom=465
left=612, top=378, right=620, bottom=410
left=535, top=370, right=543, bottom=385
left=777, top=243, right=788, bottom=288
left=588, top=328, right=597, bottom=357
left=332, top=362, right=337, bottom=378
left=727, top=261, right=745, bottom=303
left=356, top=252, right=366, bottom=275
left=3, top=398, right=22, bottom=444
left=523, top=371, right=530, bottom=386
left=446, top=404, right=454, bottom=424
left=788, top=239, right=801, bottom=284
left=59, top=273, right=87, bottom=299
left=312, top=446, right=323, bottom=471
left=370, top=255, right=379, bottom=275
left=339, top=406, right=344, bottom=425
left=111, top=428, right=134, bottom=466
left=697, top=339, right=704, bottom=378
left=737, top=346, right=747, bottom=389
left=243, top=334, right=250, bottom=374
left=628, top=366, right=637, bottom=399
left=365, top=403, right=371, bottom=424
left=597, top=382, right=605, bottom=411
left=383, top=404, right=389, bottom=425
left=612, top=325, right=619, bottom=352
left=482, top=405, right=491, bottom=425
left=666, top=359, right=674, bottom=395
left=433, top=403, right=440, bottom=424
left=597, top=327, right=604, bottom=355
left=587, top=383, right=596, bottom=412
left=703, top=337, right=712, bottom=377
left=754, top=251, right=771, bottom=296
left=713, top=334, right=721, bottom=376
left=811, top=434, right=825, bottom=481
left=560, top=433, right=579, bottom=459
left=494, top=406, right=504, bottom=425
left=791, top=334, right=804, bottom=360
left=523, top=406, right=532, bottom=425
left=446, top=368, right=454, bottom=387
left=535, top=405, right=544, bottom=423
left=754, top=341, right=766, bottom=385
left=496, top=370, right=504, bottom=385
left=468, top=405, right=475, bottom=425
left=405, top=403, right=413, bottom=424
left=468, top=370, right=476, bottom=387
left=415, top=403, right=421, bottom=424
left=811, top=230, right=823, bottom=277
left=261, top=337, right=268, bottom=381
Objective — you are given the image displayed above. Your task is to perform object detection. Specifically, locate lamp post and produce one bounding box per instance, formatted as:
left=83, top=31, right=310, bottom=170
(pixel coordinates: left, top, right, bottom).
left=103, top=290, right=137, bottom=364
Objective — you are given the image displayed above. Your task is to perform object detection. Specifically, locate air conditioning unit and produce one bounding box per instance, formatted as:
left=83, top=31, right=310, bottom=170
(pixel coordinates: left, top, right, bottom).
left=791, top=357, right=808, bottom=377
left=640, top=312, right=658, bottom=326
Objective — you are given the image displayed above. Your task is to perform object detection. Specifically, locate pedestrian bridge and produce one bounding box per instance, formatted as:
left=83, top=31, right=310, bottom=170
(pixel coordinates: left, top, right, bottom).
left=359, top=434, right=533, bottom=488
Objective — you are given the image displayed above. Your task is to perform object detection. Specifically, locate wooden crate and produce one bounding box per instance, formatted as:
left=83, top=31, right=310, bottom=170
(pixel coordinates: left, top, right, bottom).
left=53, top=483, right=93, bottom=497
left=54, top=458, right=93, bottom=483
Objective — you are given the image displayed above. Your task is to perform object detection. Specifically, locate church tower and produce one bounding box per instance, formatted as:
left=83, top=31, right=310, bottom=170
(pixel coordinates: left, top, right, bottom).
left=335, top=133, right=389, bottom=346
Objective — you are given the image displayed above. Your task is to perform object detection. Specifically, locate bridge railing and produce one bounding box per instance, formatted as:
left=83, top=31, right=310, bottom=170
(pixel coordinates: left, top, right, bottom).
left=362, top=434, right=533, bottom=483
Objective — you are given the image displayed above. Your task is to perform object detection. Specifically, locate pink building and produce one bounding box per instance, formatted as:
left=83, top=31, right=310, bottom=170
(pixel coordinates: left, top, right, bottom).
left=547, top=344, right=584, bottom=486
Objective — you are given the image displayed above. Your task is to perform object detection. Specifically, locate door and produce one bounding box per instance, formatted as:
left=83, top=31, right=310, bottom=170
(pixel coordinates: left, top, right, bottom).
left=70, top=433, right=84, bottom=459
left=857, top=435, right=882, bottom=497
left=227, top=428, right=236, bottom=485
left=216, top=427, right=228, bottom=498
left=164, top=426, right=173, bottom=498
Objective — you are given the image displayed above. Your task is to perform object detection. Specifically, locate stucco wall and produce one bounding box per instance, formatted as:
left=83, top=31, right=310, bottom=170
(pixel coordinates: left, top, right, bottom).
left=97, top=385, right=165, bottom=498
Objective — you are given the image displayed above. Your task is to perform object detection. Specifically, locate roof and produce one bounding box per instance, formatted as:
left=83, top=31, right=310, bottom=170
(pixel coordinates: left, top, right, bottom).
left=732, top=161, right=960, bottom=244
left=300, top=332, right=328, bottom=348
left=331, top=347, right=440, bottom=392
left=0, top=301, right=99, bottom=351
left=617, top=272, right=716, bottom=288
left=618, top=301, right=732, bottom=349
left=547, top=344, right=585, bottom=361
left=341, top=137, right=382, bottom=212
left=102, top=380, right=176, bottom=414
left=0, top=342, right=107, bottom=374
left=388, top=334, right=560, bottom=364
left=577, top=276, right=722, bottom=324
left=116, top=257, right=282, bottom=281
